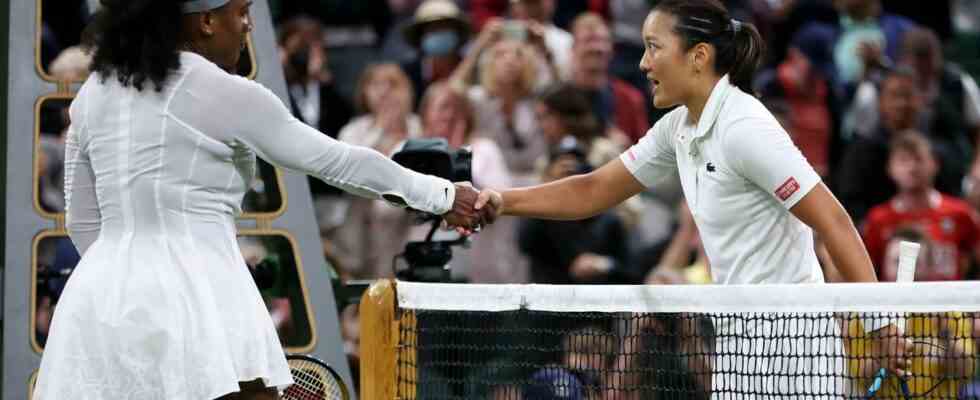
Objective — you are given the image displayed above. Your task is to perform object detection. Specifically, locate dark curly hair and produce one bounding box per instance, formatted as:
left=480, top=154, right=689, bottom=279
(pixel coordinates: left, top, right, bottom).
left=83, top=0, right=184, bottom=92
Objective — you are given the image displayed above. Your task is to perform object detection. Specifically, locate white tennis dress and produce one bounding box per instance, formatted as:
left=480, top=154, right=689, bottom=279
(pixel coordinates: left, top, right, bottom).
left=33, top=52, right=456, bottom=400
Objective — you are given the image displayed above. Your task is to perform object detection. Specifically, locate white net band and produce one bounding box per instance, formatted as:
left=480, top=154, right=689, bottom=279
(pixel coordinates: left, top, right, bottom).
left=397, top=281, right=980, bottom=313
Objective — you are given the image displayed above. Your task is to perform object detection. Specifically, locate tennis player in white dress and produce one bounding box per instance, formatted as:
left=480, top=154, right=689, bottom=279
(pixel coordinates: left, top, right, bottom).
left=32, top=1, right=486, bottom=399
left=475, top=0, right=912, bottom=398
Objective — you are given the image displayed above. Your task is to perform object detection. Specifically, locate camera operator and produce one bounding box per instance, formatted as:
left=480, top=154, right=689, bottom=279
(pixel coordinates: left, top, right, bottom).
left=518, top=125, right=629, bottom=284
left=518, top=139, right=631, bottom=284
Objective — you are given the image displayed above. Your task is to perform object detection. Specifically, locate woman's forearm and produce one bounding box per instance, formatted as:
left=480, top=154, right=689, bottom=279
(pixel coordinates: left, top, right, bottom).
left=501, top=159, right=647, bottom=220
left=502, top=174, right=600, bottom=220
left=792, top=184, right=878, bottom=283
left=823, top=212, right=878, bottom=283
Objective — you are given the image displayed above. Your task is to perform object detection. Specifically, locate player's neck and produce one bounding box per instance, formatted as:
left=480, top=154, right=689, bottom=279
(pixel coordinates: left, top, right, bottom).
left=685, top=75, right=722, bottom=124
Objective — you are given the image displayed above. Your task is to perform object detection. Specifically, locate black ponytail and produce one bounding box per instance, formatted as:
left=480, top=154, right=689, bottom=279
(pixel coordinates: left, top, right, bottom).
left=84, top=0, right=184, bottom=92
left=653, top=0, right=765, bottom=94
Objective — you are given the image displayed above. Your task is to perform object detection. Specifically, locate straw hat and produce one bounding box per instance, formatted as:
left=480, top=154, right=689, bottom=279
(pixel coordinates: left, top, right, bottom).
left=402, top=0, right=471, bottom=48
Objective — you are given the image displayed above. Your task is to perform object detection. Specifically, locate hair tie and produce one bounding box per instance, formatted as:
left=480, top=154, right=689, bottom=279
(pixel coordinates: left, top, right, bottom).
left=730, top=19, right=742, bottom=34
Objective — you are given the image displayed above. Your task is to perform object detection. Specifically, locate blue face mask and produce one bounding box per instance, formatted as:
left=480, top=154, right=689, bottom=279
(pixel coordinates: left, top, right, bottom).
left=421, top=30, right=460, bottom=56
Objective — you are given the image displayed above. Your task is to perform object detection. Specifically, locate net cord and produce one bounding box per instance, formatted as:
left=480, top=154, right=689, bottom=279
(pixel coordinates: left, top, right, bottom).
left=397, top=281, right=980, bottom=313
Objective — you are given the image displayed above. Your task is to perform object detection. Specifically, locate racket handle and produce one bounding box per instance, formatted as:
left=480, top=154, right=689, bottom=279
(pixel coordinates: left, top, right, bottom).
left=866, top=367, right=888, bottom=396
left=897, top=241, right=920, bottom=283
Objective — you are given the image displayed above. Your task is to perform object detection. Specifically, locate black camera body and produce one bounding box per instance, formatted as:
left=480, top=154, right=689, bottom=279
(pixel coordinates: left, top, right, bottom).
left=551, top=136, right=593, bottom=176
left=390, top=138, right=474, bottom=282
left=392, top=137, right=472, bottom=184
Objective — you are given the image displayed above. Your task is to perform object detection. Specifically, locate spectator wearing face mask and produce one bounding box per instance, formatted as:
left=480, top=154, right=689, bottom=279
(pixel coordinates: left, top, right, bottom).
left=278, top=15, right=354, bottom=138
left=401, top=0, right=472, bottom=103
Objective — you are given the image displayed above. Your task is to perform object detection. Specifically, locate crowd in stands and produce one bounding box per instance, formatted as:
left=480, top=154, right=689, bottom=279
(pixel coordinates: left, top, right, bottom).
left=33, top=0, right=980, bottom=398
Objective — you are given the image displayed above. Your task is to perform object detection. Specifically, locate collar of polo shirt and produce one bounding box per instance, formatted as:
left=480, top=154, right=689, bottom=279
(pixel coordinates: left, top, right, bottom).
left=692, top=74, right=735, bottom=139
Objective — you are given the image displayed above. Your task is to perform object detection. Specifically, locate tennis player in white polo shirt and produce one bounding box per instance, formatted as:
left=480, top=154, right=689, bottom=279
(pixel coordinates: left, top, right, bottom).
left=474, top=0, right=911, bottom=397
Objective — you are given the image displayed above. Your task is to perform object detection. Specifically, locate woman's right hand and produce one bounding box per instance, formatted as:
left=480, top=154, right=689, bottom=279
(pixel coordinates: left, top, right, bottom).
left=474, top=188, right=504, bottom=224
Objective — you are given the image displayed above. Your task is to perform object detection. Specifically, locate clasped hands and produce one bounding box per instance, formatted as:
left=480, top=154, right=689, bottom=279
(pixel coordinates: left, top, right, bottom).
left=441, top=183, right=503, bottom=234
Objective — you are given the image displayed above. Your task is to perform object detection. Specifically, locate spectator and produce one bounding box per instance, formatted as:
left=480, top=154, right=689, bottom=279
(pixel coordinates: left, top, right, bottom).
left=608, top=0, right=654, bottom=121
left=450, top=27, right=548, bottom=184
left=605, top=313, right=714, bottom=400
left=830, top=0, right=916, bottom=89
left=278, top=15, right=354, bottom=137
left=333, top=64, right=422, bottom=279
left=379, top=0, right=426, bottom=64
left=836, top=67, right=922, bottom=223
left=277, top=16, right=356, bottom=226
left=510, top=0, right=574, bottom=80
left=273, top=0, right=394, bottom=102
left=756, top=23, right=840, bottom=177
left=848, top=28, right=980, bottom=196
left=525, top=326, right=616, bottom=399
left=401, top=0, right=472, bottom=101
left=523, top=368, right=585, bottom=400
left=861, top=131, right=980, bottom=282
left=339, top=63, right=421, bottom=154
left=534, top=83, right=623, bottom=175
left=517, top=142, right=630, bottom=284
left=567, top=12, right=649, bottom=145
left=469, top=0, right=509, bottom=32
left=273, top=0, right=392, bottom=42
left=417, top=81, right=527, bottom=283
left=533, top=83, right=647, bottom=249
left=764, top=0, right=839, bottom=68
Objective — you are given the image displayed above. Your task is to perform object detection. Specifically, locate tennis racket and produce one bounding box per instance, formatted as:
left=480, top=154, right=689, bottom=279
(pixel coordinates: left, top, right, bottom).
left=866, top=241, right=918, bottom=399
left=283, top=354, right=350, bottom=400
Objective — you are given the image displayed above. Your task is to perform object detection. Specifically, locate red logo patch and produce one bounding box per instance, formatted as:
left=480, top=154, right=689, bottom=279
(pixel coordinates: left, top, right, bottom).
left=627, top=149, right=637, bottom=161
left=775, top=177, right=800, bottom=201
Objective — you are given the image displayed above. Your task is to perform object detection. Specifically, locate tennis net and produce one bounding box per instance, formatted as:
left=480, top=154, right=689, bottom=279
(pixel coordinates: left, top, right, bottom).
left=361, top=280, right=980, bottom=399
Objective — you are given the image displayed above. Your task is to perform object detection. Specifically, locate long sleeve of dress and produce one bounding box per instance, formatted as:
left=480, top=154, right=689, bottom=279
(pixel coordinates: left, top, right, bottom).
left=63, top=124, right=101, bottom=254
left=170, top=66, right=456, bottom=215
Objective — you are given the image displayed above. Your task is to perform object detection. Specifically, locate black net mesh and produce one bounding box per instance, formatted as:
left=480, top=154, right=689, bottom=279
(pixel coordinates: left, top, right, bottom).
left=395, top=309, right=980, bottom=399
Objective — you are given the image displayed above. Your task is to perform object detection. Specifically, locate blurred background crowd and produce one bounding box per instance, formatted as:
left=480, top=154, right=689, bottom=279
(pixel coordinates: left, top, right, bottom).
left=31, top=0, right=980, bottom=397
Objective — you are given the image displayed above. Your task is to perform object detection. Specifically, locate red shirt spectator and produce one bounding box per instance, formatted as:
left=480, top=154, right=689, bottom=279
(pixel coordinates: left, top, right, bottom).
left=861, top=131, right=980, bottom=281
left=864, top=193, right=980, bottom=281
left=569, top=12, right=648, bottom=144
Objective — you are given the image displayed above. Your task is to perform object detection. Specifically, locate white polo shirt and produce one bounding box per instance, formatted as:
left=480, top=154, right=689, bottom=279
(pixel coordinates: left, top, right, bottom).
left=622, top=75, right=824, bottom=284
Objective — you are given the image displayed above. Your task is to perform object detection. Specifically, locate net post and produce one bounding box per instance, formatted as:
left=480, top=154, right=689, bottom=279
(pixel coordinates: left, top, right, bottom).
left=360, top=279, right=399, bottom=399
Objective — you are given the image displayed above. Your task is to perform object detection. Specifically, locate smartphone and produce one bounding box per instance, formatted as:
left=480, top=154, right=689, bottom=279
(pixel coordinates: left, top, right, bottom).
left=501, top=20, right=527, bottom=42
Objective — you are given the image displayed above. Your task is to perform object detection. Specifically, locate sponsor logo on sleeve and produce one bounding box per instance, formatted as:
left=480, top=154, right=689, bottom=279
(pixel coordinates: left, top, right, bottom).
left=775, top=177, right=800, bottom=201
